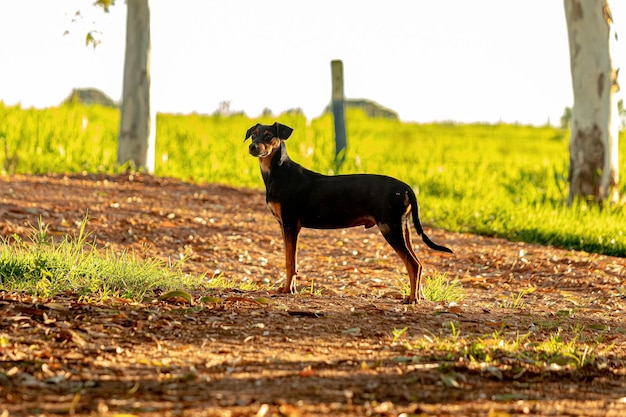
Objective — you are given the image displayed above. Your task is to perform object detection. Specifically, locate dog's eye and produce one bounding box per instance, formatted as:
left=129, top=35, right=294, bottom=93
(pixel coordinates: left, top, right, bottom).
left=264, top=134, right=273, bottom=141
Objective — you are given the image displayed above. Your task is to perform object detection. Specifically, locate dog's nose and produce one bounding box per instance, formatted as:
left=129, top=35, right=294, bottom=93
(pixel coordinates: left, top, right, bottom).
left=249, top=143, right=259, bottom=154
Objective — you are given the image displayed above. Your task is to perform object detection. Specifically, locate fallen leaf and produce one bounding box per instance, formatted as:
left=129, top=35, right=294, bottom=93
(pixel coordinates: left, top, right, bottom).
left=58, top=329, right=88, bottom=348
left=288, top=311, right=321, bottom=318
left=492, top=393, right=529, bottom=401
left=158, top=290, right=193, bottom=305
left=483, top=365, right=504, bottom=380
left=256, top=404, right=270, bottom=417
left=440, top=373, right=461, bottom=388
left=299, top=366, right=316, bottom=377
left=448, top=305, right=463, bottom=314
left=43, top=302, right=70, bottom=312
left=278, top=404, right=301, bottom=417
left=342, top=327, right=361, bottom=335
left=487, top=409, right=512, bottom=417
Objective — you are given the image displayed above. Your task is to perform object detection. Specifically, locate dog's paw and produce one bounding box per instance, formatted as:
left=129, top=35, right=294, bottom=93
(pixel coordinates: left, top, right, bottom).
left=277, top=286, right=296, bottom=295
left=402, top=296, right=418, bottom=304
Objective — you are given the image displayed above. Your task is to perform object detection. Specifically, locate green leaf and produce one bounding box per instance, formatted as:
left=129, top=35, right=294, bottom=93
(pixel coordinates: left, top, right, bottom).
left=158, top=290, right=193, bottom=305
left=93, top=0, right=116, bottom=13
left=85, top=31, right=101, bottom=49
left=440, top=373, right=461, bottom=388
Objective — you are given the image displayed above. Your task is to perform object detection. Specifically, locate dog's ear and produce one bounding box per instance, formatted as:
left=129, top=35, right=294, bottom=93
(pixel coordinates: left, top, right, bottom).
left=244, top=124, right=260, bottom=142
left=273, top=122, right=293, bottom=140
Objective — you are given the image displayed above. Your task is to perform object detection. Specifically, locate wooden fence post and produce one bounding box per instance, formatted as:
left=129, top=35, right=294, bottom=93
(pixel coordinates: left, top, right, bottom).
left=331, top=60, right=347, bottom=170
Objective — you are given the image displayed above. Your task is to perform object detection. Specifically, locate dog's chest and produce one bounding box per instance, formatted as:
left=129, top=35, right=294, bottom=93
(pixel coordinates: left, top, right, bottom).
left=266, top=201, right=282, bottom=224
left=259, top=156, right=273, bottom=177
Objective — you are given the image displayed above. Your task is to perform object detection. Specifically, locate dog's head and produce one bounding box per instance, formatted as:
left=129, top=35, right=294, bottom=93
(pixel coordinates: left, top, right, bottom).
left=245, top=122, right=293, bottom=158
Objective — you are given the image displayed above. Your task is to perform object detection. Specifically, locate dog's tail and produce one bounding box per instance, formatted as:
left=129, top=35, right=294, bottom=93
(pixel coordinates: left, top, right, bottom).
left=409, top=189, right=453, bottom=254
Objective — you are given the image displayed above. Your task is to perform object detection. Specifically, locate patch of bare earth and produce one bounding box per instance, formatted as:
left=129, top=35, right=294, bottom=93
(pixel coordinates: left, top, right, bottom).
left=1, top=173, right=625, bottom=417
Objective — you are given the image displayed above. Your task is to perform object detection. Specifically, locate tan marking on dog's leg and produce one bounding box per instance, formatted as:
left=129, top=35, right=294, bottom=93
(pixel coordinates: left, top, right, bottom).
left=413, top=258, right=424, bottom=301
left=281, top=224, right=300, bottom=294
left=267, top=202, right=295, bottom=294
left=393, top=248, right=420, bottom=304
left=403, top=218, right=424, bottom=300
left=379, top=217, right=423, bottom=303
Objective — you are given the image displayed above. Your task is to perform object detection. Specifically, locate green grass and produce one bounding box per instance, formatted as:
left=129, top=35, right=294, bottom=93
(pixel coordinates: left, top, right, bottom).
left=0, top=217, right=267, bottom=300
left=499, top=287, right=536, bottom=309
left=395, top=272, right=465, bottom=302
left=0, top=218, right=207, bottom=301
left=1, top=101, right=625, bottom=256
left=424, top=273, right=464, bottom=302
left=397, top=325, right=601, bottom=370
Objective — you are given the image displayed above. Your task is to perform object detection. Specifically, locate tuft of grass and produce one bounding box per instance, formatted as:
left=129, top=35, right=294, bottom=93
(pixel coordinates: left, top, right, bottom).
left=391, top=327, right=408, bottom=344
left=424, top=273, right=464, bottom=302
left=0, top=217, right=206, bottom=301
left=298, top=279, right=323, bottom=296
left=396, top=273, right=464, bottom=302
left=530, top=330, right=594, bottom=367
left=206, top=274, right=258, bottom=292
left=399, top=327, right=600, bottom=370
left=499, top=287, right=536, bottom=309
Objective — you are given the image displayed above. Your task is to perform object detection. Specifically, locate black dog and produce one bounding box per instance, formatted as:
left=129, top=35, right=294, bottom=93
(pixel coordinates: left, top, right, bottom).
left=245, top=122, right=452, bottom=303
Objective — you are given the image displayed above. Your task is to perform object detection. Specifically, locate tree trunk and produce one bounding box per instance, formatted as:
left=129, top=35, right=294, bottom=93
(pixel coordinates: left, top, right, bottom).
left=564, top=0, right=619, bottom=205
left=118, top=0, right=155, bottom=172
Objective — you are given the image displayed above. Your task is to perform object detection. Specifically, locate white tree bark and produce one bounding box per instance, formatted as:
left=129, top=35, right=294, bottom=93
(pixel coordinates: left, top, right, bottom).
left=564, top=0, right=619, bottom=204
left=117, top=0, right=155, bottom=172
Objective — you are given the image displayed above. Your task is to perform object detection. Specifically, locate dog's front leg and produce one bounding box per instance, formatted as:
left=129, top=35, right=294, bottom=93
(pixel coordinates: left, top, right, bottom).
left=279, top=223, right=301, bottom=294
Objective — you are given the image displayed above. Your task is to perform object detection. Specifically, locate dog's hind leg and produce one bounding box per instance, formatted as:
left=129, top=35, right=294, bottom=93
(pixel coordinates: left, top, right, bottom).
left=403, top=221, right=425, bottom=300
left=378, top=218, right=423, bottom=303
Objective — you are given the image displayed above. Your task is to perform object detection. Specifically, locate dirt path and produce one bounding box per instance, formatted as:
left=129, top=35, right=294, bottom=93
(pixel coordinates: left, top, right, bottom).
left=1, top=173, right=625, bottom=416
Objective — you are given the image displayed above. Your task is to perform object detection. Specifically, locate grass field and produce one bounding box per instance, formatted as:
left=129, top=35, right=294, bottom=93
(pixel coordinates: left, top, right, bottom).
left=2, top=102, right=625, bottom=417
left=1, top=101, right=625, bottom=256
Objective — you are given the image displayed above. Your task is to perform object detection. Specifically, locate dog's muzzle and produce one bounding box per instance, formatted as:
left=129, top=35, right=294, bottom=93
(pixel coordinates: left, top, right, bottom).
left=249, top=143, right=269, bottom=157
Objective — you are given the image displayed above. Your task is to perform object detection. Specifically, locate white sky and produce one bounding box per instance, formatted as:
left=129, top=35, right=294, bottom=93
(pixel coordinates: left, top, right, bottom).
left=1, top=1, right=624, bottom=125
